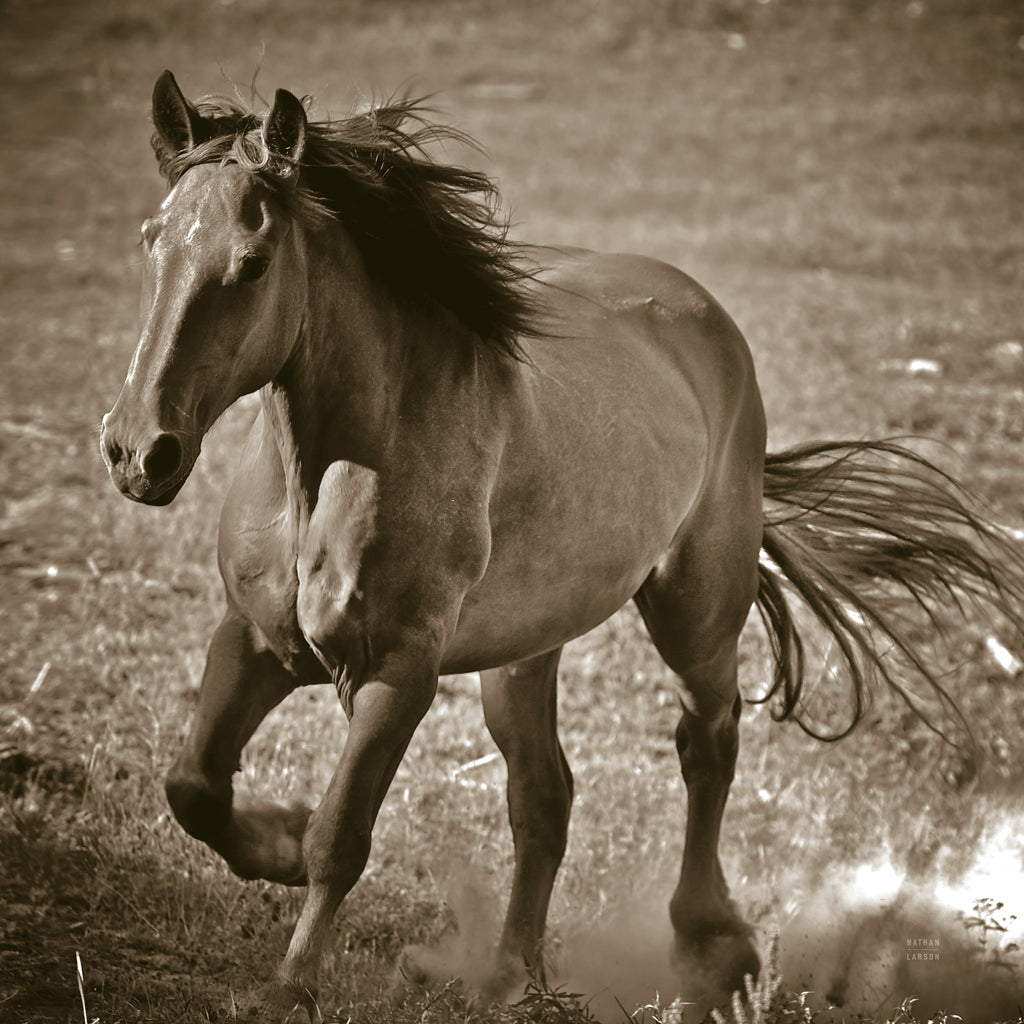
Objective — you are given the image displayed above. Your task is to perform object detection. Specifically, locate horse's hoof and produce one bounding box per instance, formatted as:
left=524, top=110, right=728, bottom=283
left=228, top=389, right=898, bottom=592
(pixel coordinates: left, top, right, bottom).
left=389, top=944, right=467, bottom=1000
left=671, top=918, right=761, bottom=1010
left=263, top=972, right=322, bottom=1023
left=478, top=953, right=526, bottom=1004
left=390, top=944, right=523, bottom=1007
left=392, top=945, right=433, bottom=992
left=226, top=797, right=311, bottom=885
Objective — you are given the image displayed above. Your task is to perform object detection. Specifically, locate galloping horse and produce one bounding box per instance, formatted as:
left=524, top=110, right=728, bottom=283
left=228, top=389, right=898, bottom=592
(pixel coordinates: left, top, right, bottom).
left=100, top=72, right=1024, bottom=1015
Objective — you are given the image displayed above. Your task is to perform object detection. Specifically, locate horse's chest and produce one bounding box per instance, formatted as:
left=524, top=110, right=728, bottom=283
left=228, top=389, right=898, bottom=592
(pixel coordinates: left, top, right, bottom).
left=219, top=460, right=380, bottom=680
left=220, top=443, right=492, bottom=690
left=218, top=502, right=309, bottom=673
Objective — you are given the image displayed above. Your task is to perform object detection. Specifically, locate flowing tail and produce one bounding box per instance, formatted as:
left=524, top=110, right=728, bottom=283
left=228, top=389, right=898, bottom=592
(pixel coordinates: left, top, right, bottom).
left=755, top=439, right=1024, bottom=744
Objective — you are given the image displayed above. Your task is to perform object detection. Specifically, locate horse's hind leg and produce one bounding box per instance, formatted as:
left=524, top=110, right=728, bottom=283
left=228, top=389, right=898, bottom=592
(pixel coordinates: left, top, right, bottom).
left=635, top=516, right=762, bottom=1003
left=165, top=610, right=309, bottom=884
left=480, top=647, right=572, bottom=991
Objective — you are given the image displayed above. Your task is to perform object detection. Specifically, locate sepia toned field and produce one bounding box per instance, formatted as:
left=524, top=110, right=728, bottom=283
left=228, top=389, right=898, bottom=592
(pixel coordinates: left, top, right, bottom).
left=3, top=1, right=1024, bottom=1021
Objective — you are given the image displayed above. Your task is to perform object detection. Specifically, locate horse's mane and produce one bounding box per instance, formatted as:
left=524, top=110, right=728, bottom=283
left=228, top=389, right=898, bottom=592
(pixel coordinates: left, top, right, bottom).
left=153, top=94, right=542, bottom=359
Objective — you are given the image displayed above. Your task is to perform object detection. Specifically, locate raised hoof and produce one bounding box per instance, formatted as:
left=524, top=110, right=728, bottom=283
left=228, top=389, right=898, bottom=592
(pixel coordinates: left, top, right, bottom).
left=225, top=796, right=311, bottom=885
left=671, top=919, right=761, bottom=1012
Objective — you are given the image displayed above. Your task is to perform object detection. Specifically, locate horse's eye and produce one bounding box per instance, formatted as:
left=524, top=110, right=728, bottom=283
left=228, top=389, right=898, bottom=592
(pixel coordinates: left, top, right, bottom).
left=237, top=254, right=270, bottom=282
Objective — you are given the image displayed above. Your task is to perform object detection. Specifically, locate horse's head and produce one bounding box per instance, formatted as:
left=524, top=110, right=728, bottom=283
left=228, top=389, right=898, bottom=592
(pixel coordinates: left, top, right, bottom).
left=101, top=71, right=309, bottom=505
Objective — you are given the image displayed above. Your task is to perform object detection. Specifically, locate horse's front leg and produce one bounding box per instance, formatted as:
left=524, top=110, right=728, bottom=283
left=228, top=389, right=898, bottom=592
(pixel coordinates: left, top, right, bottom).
left=274, top=649, right=437, bottom=1015
left=164, top=610, right=309, bottom=884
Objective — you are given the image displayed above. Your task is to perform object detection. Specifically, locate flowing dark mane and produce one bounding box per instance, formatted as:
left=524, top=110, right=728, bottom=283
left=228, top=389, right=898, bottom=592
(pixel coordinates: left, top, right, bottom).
left=153, top=94, right=542, bottom=358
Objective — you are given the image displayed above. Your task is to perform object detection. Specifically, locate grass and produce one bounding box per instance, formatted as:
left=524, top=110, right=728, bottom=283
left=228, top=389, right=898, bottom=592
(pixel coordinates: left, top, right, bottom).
left=3, top=0, right=1024, bottom=1021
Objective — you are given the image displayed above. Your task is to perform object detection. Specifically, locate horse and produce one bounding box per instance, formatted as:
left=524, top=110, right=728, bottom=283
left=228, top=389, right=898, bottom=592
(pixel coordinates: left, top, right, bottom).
left=100, top=70, right=1024, bottom=1017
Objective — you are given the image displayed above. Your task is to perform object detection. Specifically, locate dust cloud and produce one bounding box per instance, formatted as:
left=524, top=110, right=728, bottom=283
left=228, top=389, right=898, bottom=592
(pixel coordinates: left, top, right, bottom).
left=397, top=874, right=504, bottom=996
left=417, top=807, right=1024, bottom=1023
left=778, top=810, right=1024, bottom=1023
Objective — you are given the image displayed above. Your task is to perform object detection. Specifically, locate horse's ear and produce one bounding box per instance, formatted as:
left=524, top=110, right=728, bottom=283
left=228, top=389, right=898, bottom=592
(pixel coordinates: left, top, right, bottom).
left=152, top=70, right=207, bottom=156
left=262, top=89, right=307, bottom=180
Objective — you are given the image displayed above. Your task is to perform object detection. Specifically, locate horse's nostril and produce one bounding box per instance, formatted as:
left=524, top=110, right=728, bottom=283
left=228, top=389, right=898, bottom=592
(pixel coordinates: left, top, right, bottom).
left=104, top=435, right=124, bottom=466
left=143, top=433, right=184, bottom=484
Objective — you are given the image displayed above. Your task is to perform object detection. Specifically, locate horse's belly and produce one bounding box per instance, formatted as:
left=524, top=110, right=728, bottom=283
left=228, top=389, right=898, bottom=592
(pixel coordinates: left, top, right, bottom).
left=442, top=451, right=702, bottom=672
left=441, top=557, right=650, bottom=672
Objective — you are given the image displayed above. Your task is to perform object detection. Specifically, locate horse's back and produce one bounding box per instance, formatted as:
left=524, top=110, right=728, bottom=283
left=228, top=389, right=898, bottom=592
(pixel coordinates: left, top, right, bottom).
left=523, top=246, right=764, bottom=500
left=529, top=247, right=760, bottom=419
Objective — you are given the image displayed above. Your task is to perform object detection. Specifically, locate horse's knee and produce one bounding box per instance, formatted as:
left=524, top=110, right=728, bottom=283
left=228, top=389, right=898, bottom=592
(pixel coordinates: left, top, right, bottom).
left=302, top=811, right=371, bottom=895
left=539, top=782, right=572, bottom=857
left=165, top=764, right=230, bottom=843
left=559, top=749, right=574, bottom=811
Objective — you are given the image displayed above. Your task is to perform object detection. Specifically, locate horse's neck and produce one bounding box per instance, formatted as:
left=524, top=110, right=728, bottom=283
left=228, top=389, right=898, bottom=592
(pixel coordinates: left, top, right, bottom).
left=260, top=235, right=485, bottom=526
left=261, top=291, right=395, bottom=524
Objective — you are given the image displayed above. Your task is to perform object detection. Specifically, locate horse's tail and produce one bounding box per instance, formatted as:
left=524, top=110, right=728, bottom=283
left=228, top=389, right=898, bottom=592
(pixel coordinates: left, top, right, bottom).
left=756, top=439, right=1024, bottom=744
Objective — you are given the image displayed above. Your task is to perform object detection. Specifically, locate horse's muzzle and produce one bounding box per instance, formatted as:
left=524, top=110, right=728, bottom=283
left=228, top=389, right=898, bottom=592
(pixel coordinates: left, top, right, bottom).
left=100, top=415, right=192, bottom=505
